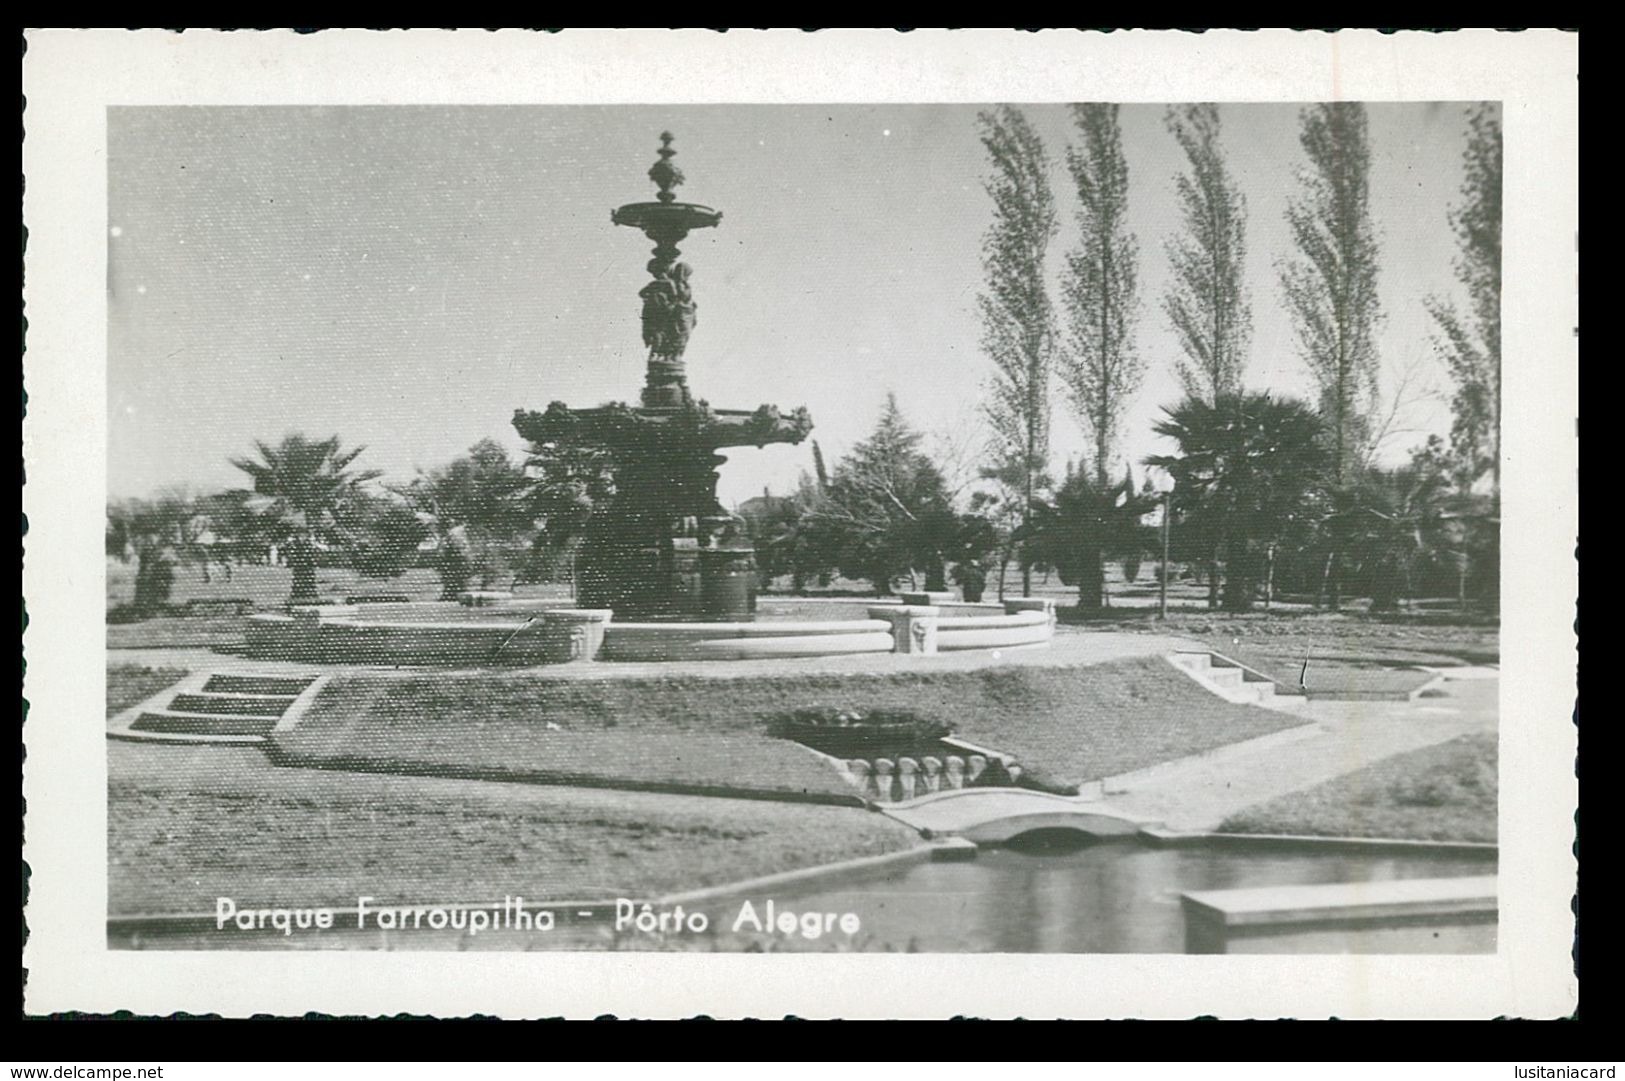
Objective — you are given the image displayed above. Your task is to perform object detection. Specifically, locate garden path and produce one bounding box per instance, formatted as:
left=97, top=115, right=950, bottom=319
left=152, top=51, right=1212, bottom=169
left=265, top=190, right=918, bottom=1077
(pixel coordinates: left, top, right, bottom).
left=1099, top=671, right=1498, bottom=831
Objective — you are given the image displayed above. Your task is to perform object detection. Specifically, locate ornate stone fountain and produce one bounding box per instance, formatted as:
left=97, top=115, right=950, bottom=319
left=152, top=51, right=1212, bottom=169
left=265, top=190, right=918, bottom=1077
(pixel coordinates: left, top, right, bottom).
left=513, top=133, right=813, bottom=620
left=241, top=133, right=1054, bottom=664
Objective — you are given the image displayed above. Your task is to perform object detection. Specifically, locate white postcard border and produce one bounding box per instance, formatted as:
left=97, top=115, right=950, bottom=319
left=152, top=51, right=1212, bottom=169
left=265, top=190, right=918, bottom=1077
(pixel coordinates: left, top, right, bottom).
left=21, top=28, right=1579, bottom=1018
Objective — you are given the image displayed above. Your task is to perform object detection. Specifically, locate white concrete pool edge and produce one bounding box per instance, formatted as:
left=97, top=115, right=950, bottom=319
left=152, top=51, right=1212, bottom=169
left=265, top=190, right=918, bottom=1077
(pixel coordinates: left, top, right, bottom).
left=1139, top=826, right=1498, bottom=857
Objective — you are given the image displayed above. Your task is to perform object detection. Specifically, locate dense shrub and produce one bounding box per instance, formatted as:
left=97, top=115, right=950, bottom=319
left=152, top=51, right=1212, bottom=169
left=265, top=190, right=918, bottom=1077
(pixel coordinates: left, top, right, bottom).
left=108, top=602, right=168, bottom=625
left=769, top=706, right=951, bottom=758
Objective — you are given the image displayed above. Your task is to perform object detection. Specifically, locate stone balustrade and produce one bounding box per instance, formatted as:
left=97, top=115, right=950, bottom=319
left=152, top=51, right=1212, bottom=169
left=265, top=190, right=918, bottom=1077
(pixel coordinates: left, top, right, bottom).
left=897, top=757, right=919, bottom=801
left=920, top=756, right=943, bottom=793
left=840, top=751, right=1015, bottom=803
left=873, top=758, right=896, bottom=802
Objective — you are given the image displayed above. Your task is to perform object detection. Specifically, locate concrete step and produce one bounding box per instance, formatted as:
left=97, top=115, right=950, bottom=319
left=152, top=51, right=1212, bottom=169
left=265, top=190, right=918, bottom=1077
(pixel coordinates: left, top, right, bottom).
left=1166, top=650, right=1305, bottom=709
left=130, top=710, right=282, bottom=737
left=169, top=691, right=298, bottom=716
left=203, top=674, right=316, bottom=696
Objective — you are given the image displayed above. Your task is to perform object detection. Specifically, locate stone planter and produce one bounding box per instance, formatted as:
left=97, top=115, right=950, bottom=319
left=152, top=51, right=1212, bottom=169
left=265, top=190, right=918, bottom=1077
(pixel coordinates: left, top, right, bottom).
left=540, top=609, right=613, bottom=662
left=868, top=605, right=940, bottom=654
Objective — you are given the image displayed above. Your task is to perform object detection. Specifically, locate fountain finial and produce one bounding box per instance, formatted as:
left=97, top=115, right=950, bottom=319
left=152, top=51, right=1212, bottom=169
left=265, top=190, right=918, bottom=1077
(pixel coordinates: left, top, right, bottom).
left=649, top=131, right=684, bottom=204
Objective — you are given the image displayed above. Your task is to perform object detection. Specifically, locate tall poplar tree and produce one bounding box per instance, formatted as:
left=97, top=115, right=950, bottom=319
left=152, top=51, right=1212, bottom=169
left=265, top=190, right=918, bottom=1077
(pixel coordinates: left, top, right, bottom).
left=975, top=105, right=1059, bottom=597
left=1163, top=104, right=1252, bottom=404
left=1279, top=102, right=1383, bottom=609
left=1279, top=102, right=1383, bottom=489
left=1061, top=102, right=1143, bottom=489
left=1055, top=103, right=1143, bottom=611
left=1425, top=103, right=1503, bottom=501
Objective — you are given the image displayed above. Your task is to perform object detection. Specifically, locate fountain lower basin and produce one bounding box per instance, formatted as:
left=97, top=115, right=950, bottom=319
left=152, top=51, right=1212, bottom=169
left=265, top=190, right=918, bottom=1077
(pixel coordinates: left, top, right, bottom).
left=241, top=597, right=1058, bottom=666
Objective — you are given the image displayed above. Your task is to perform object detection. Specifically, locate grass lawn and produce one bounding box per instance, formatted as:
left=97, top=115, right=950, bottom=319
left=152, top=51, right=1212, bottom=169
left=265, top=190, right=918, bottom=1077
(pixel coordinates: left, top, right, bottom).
left=1218, top=733, right=1498, bottom=843
left=108, top=616, right=250, bottom=651
left=105, top=564, right=580, bottom=650
left=1091, top=611, right=1498, bottom=667
left=270, top=657, right=1302, bottom=799
left=106, top=562, right=450, bottom=609
left=108, top=743, right=920, bottom=914
left=107, top=665, right=191, bottom=717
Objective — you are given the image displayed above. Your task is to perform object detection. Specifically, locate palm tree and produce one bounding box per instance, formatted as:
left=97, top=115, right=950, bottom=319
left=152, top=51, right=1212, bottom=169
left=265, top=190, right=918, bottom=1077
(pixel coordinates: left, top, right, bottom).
left=1341, top=465, right=1448, bottom=612
left=401, top=439, right=535, bottom=597
left=230, top=434, right=381, bottom=605
left=1023, top=467, right=1157, bottom=611
left=1335, top=440, right=1463, bottom=613
left=106, top=493, right=201, bottom=615
left=341, top=491, right=432, bottom=582
left=1147, top=393, right=1327, bottom=612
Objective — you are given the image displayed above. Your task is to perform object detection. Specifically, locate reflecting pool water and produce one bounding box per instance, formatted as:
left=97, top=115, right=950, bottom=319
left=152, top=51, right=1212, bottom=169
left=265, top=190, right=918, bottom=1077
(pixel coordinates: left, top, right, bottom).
left=721, top=842, right=1495, bottom=953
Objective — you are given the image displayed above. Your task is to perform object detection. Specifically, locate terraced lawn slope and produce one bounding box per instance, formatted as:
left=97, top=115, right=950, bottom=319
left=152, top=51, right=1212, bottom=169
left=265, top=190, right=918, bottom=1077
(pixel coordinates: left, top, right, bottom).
left=109, top=743, right=919, bottom=915
left=1219, top=733, right=1498, bottom=843
left=271, top=657, right=1303, bottom=798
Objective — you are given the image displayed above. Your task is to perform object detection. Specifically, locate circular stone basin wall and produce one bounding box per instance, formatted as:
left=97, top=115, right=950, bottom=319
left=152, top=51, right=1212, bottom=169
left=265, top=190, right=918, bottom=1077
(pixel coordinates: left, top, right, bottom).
left=752, top=598, right=996, bottom=622
left=242, top=596, right=1056, bottom=666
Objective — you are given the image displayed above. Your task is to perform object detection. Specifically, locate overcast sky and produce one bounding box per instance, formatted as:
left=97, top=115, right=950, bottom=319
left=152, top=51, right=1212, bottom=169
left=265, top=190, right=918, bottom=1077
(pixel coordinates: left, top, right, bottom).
left=108, top=102, right=1486, bottom=507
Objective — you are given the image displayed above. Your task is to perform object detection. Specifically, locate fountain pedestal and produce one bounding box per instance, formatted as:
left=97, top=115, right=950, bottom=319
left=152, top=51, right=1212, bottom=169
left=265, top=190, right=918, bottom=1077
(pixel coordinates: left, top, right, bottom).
left=514, top=399, right=811, bottom=620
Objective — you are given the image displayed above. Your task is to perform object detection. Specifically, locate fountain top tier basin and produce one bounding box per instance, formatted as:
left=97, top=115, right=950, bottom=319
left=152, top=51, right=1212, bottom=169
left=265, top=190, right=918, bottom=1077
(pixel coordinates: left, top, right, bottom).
left=608, top=131, right=724, bottom=235
left=609, top=199, right=722, bottom=234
